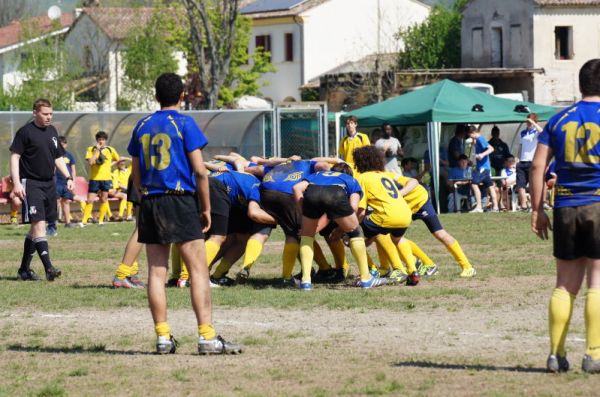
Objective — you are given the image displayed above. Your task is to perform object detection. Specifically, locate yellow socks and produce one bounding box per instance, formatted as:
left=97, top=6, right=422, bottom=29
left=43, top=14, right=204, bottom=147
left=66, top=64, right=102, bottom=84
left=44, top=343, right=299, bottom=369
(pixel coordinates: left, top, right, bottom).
left=397, top=239, right=418, bottom=274
left=282, top=241, right=299, bottom=278
left=586, top=288, right=600, bottom=360
left=242, top=239, right=264, bottom=270
left=446, top=240, right=471, bottom=270
left=328, top=239, right=348, bottom=272
left=115, top=262, right=132, bottom=279
left=299, top=236, right=315, bottom=283
left=349, top=237, right=370, bottom=282
left=82, top=202, right=93, bottom=224
left=118, top=198, right=127, bottom=217
left=130, top=261, right=139, bottom=276
left=98, top=202, right=109, bottom=223
left=126, top=202, right=133, bottom=217
left=155, top=322, right=170, bottom=337
left=205, top=240, right=221, bottom=268
left=407, top=239, right=434, bottom=266
left=549, top=288, right=575, bottom=356
left=10, top=209, right=18, bottom=218
left=212, top=259, right=232, bottom=279
left=375, top=234, right=406, bottom=273
left=198, top=324, right=216, bottom=340
left=375, top=241, right=390, bottom=273
left=313, top=241, right=330, bottom=271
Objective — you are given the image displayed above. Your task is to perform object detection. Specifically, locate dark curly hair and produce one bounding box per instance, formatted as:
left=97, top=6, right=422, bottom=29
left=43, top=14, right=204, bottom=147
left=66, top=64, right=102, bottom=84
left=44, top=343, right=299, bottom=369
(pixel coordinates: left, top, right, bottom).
left=353, top=145, right=385, bottom=173
left=331, top=162, right=353, bottom=176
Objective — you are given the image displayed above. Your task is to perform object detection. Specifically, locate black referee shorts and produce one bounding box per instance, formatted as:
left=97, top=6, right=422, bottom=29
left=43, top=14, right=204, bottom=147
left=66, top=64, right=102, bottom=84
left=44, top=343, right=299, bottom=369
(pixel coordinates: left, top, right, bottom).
left=303, top=185, right=354, bottom=220
left=138, top=194, right=204, bottom=244
left=516, top=161, right=531, bottom=189
left=261, top=189, right=301, bottom=238
left=553, top=202, right=600, bottom=260
left=22, top=179, right=57, bottom=224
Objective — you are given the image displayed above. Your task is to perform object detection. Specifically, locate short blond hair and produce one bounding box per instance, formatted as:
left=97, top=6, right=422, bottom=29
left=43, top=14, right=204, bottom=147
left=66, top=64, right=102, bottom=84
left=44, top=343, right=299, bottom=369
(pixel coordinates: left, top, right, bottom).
left=33, top=98, right=52, bottom=111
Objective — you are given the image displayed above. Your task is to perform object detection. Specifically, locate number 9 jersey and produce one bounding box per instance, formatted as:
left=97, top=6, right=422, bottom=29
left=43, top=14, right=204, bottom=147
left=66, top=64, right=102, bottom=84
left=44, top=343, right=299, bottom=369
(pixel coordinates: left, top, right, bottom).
left=356, top=171, right=412, bottom=229
left=127, top=110, right=208, bottom=196
left=538, top=101, right=600, bottom=208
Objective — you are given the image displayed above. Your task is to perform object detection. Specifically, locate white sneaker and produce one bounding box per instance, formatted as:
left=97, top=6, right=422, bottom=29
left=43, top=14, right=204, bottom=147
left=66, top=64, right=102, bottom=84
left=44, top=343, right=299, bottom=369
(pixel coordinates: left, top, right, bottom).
left=156, top=335, right=177, bottom=354
left=469, top=207, right=484, bottom=213
left=198, top=335, right=243, bottom=355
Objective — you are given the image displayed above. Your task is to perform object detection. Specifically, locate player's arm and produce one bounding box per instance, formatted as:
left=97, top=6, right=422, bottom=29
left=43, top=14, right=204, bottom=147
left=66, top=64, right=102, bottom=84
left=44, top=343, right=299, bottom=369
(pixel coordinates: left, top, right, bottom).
left=9, top=152, right=24, bottom=199
left=396, top=176, right=419, bottom=197
left=311, top=156, right=342, bottom=164
left=55, top=157, right=74, bottom=191
left=527, top=118, right=544, bottom=133
left=530, top=143, right=553, bottom=240
left=259, top=157, right=295, bottom=167
left=292, top=181, right=309, bottom=211
left=314, top=161, right=332, bottom=172
left=204, top=161, right=225, bottom=173
left=349, top=192, right=360, bottom=213
left=189, top=149, right=211, bottom=233
left=247, top=201, right=277, bottom=225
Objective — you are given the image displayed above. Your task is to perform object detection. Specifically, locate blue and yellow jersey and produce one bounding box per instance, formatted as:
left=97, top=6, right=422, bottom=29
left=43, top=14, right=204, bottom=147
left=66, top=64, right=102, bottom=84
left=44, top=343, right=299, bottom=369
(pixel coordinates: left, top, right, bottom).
left=356, top=171, right=412, bottom=229
left=538, top=101, right=600, bottom=208
left=261, top=160, right=317, bottom=194
left=86, top=145, right=119, bottom=181
left=210, top=171, right=261, bottom=207
left=304, top=171, right=362, bottom=198
left=127, top=110, right=208, bottom=196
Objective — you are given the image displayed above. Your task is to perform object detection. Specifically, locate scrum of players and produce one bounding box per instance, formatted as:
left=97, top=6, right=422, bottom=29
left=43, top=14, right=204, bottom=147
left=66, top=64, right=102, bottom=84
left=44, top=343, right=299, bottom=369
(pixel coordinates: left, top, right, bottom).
left=118, top=145, right=477, bottom=291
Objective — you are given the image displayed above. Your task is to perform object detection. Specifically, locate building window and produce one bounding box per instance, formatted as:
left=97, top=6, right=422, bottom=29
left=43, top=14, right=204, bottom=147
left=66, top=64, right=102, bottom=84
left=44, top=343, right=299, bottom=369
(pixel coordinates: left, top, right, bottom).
left=84, top=45, right=93, bottom=69
left=472, top=28, right=483, bottom=64
left=284, top=33, right=293, bottom=62
left=255, top=34, right=272, bottom=61
left=491, top=27, right=503, bottom=67
left=509, top=24, right=522, bottom=65
left=555, top=26, right=573, bottom=60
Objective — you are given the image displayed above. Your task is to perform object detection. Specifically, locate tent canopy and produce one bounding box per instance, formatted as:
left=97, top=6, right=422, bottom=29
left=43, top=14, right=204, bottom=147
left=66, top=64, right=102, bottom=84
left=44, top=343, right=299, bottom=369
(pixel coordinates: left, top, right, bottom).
left=346, top=79, right=557, bottom=127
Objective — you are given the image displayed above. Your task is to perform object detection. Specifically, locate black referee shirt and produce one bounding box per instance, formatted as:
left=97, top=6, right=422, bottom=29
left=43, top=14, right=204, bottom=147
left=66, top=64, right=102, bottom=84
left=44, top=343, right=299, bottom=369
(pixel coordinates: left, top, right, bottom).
left=9, top=122, right=64, bottom=181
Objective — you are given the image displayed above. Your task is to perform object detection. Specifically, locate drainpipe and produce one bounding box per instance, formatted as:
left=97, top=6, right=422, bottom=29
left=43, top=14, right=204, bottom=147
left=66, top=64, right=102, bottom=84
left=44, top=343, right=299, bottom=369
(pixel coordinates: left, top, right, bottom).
left=293, top=16, right=304, bottom=88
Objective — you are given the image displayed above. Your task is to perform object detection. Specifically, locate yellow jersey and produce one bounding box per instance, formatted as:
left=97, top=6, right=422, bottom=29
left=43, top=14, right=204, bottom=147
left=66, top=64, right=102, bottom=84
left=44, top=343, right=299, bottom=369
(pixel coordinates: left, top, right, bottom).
left=111, top=165, right=131, bottom=191
left=395, top=175, right=429, bottom=213
left=86, top=146, right=120, bottom=181
left=357, top=171, right=412, bottom=229
left=338, top=132, right=370, bottom=168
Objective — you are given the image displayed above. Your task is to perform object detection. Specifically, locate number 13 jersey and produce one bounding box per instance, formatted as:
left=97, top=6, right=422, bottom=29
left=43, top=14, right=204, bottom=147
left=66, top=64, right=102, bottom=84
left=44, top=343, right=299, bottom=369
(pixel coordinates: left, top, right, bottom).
left=127, top=110, right=208, bottom=196
left=539, top=101, right=600, bottom=208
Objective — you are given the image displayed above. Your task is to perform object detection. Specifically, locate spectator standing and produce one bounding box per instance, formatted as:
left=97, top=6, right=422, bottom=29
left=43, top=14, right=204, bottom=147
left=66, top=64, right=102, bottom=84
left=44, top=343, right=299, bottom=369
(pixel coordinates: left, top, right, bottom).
left=517, top=113, right=543, bottom=210
left=468, top=126, right=499, bottom=212
left=53, top=136, right=83, bottom=231
left=374, top=123, right=403, bottom=174
left=530, top=58, right=600, bottom=373
left=448, top=124, right=467, bottom=168
left=447, top=154, right=471, bottom=212
left=338, top=116, right=370, bottom=169
left=488, top=125, right=511, bottom=176
left=10, top=98, right=73, bottom=281
left=82, top=131, right=120, bottom=225
left=128, top=72, right=241, bottom=355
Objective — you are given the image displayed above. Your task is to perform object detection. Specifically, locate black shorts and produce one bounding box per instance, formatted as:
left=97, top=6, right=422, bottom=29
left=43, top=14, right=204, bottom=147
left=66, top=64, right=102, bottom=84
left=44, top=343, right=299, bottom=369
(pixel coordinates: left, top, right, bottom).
left=361, top=216, right=407, bottom=239
left=138, top=194, right=204, bottom=244
left=126, top=177, right=140, bottom=206
left=227, top=205, right=272, bottom=235
left=553, top=202, right=600, bottom=260
left=303, top=185, right=354, bottom=220
left=89, top=180, right=113, bottom=192
left=56, top=183, right=74, bottom=200
left=413, top=199, right=443, bottom=233
left=261, top=189, right=301, bottom=238
left=516, top=162, right=531, bottom=189
left=209, top=178, right=231, bottom=217
left=471, top=169, right=493, bottom=188
left=22, top=179, right=57, bottom=224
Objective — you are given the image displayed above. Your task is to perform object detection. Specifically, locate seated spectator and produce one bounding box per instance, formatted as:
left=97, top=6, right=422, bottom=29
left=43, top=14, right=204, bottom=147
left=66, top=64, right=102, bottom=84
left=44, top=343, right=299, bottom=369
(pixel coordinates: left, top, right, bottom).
left=447, top=154, right=471, bottom=212
left=2, top=177, right=21, bottom=225
left=108, top=159, right=132, bottom=221
left=544, top=161, right=557, bottom=209
left=468, top=126, right=499, bottom=212
left=499, top=155, right=517, bottom=211
left=401, top=157, right=419, bottom=178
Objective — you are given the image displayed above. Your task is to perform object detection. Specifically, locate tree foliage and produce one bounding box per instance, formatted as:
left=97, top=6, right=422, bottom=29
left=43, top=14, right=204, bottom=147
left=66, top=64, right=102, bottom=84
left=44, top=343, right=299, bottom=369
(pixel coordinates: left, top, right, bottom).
left=396, top=1, right=465, bottom=69
left=0, top=20, right=80, bottom=110
left=181, top=0, right=274, bottom=109
left=121, top=3, right=180, bottom=109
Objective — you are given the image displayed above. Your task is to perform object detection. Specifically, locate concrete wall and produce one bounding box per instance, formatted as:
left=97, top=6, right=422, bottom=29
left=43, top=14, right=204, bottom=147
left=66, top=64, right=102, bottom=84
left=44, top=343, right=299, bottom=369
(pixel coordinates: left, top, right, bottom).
left=532, top=6, right=600, bottom=105
left=462, top=0, right=534, bottom=68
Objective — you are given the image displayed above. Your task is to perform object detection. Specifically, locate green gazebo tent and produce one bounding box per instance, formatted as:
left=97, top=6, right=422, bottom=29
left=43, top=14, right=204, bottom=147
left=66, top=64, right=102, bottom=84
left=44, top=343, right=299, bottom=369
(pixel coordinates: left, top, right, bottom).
left=345, top=79, right=557, bottom=211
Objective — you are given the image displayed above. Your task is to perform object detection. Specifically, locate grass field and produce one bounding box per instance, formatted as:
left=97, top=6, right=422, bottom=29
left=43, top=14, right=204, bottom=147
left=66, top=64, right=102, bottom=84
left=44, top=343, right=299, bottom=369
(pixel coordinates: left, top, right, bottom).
left=1, top=213, right=600, bottom=396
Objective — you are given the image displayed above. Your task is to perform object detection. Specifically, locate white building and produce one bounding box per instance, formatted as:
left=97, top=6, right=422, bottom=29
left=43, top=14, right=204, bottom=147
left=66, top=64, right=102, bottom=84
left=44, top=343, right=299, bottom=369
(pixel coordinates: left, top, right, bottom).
left=461, top=0, right=600, bottom=105
left=0, top=13, right=74, bottom=93
left=241, top=0, right=431, bottom=102
left=65, top=7, right=186, bottom=111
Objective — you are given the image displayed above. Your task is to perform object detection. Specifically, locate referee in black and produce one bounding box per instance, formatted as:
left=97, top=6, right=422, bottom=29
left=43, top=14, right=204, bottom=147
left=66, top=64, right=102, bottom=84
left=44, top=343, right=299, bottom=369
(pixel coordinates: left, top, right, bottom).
left=10, top=98, right=74, bottom=281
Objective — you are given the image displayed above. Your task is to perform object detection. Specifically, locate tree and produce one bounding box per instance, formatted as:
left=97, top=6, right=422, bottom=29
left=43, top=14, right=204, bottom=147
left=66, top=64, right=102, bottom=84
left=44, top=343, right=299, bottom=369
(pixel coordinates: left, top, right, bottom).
left=181, top=0, right=274, bottom=109
left=396, top=1, right=466, bottom=69
left=121, top=4, right=180, bottom=109
left=0, top=20, right=80, bottom=110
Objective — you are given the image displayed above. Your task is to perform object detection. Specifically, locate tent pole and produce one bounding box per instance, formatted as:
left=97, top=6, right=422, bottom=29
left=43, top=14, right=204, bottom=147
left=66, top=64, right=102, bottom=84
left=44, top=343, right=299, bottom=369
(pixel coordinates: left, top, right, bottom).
left=427, top=122, right=441, bottom=214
